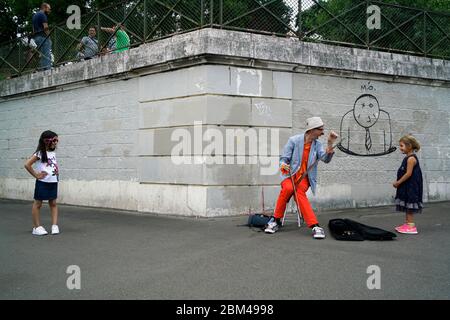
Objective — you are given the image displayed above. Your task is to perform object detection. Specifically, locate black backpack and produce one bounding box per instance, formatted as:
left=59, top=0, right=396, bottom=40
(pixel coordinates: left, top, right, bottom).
left=328, top=218, right=396, bottom=241
left=247, top=213, right=271, bottom=229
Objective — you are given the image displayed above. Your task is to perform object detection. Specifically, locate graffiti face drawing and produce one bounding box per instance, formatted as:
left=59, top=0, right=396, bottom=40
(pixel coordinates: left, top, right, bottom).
left=353, top=94, right=380, bottom=128
left=338, top=90, right=396, bottom=157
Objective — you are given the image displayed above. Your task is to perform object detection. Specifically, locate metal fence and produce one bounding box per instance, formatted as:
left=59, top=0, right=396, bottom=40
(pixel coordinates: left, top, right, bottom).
left=1, top=0, right=449, bottom=79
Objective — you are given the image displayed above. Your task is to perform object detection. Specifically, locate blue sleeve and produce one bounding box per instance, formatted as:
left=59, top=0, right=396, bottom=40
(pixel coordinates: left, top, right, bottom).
left=280, top=138, right=294, bottom=165
left=317, top=140, right=333, bottom=163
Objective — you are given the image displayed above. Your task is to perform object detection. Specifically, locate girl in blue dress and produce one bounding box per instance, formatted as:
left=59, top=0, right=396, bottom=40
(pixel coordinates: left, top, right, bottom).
left=393, top=135, right=423, bottom=235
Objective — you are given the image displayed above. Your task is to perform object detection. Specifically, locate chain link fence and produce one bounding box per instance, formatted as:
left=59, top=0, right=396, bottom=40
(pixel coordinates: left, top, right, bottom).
left=1, top=0, right=449, bottom=79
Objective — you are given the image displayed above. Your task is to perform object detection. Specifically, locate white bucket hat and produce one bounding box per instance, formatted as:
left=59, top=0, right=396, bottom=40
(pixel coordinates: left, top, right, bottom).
left=305, top=117, right=324, bottom=132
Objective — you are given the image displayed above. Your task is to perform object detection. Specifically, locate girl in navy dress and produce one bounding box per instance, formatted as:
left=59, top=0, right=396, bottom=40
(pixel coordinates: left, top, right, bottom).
left=393, top=135, right=423, bottom=234
left=24, top=130, right=60, bottom=236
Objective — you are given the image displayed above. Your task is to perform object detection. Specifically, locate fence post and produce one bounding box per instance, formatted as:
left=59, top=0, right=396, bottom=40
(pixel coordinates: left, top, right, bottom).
left=423, top=11, right=426, bottom=57
left=53, top=28, right=56, bottom=67
left=210, top=0, right=214, bottom=26
left=366, top=0, right=370, bottom=49
left=144, top=0, right=147, bottom=42
left=297, top=0, right=302, bottom=38
left=97, top=11, right=100, bottom=53
left=219, top=0, right=223, bottom=27
left=18, top=40, right=22, bottom=74
left=201, top=0, right=204, bottom=27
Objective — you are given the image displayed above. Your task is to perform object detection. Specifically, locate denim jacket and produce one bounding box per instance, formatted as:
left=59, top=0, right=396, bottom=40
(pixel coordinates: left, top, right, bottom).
left=279, top=133, right=333, bottom=195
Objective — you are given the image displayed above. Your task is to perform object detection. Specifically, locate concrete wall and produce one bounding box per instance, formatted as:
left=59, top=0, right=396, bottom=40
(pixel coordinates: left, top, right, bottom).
left=1, top=29, right=449, bottom=216
left=292, top=74, right=450, bottom=208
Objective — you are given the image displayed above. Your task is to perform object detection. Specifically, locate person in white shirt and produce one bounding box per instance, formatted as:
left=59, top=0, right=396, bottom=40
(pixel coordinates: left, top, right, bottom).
left=24, top=130, right=60, bottom=236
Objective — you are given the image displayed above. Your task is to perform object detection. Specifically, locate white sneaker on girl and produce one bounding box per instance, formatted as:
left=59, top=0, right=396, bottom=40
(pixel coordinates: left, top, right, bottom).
left=51, top=225, right=60, bottom=235
left=32, top=226, right=48, bottom=236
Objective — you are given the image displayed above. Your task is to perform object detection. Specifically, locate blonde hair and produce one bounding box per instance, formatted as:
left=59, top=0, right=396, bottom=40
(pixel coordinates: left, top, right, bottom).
left=399, top=135, right=421, bottom=152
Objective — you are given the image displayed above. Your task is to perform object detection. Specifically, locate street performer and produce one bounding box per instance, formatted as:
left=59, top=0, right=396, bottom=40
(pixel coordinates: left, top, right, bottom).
left=265, top=117, right=338, bottom=239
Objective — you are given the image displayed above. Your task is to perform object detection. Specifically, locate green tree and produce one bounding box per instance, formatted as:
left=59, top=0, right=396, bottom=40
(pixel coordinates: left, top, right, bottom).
left=0, top=0, right=17, bottom=43
left=298, top=0, right=450, bottom=57
left=218, top=0, right=294, bottom=35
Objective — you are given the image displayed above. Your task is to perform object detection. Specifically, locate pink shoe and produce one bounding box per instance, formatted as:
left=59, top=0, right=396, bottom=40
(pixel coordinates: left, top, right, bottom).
left=395, top=224, right=407, bottom=232
left=395, top=224, right=418, bottom=234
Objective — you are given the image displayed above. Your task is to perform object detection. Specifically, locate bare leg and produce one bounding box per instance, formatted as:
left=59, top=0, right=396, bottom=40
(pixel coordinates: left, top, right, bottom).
left=406, top=211, right=414, bottom=225
left=49, top=199, right=58, bottom=225
left=32, top=200, right=43, bottom=228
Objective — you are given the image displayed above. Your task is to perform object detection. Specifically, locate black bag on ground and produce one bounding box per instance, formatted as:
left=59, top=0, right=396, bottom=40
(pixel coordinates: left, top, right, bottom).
left=328, top=219, right=364, bottom=241
left=247, top=214, right=271, bottom=229
left=329, top=218, right=396, bottom=241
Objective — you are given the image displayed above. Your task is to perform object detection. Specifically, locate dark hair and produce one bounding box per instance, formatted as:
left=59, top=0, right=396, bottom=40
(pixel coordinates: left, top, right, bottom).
left=35, top=130, right=58, bottom=163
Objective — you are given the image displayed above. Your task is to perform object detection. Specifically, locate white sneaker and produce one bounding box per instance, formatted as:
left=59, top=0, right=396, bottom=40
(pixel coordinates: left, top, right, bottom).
left=264, top=218, right=279, bottom=234
left=312, top=226, right=326, bottom=239
left=51, top=225, right=60, bottom=235
left=32, top=226, right=48, bottom=236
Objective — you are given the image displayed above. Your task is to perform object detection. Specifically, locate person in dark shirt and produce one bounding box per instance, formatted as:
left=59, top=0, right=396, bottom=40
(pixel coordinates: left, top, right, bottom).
left=32, top=3, right=52, bottom=70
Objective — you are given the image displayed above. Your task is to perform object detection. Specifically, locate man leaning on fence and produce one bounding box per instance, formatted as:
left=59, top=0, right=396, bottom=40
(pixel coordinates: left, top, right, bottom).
left=77, top=27, right=99, bottom=60
left=32, top=3, right=52, bottom=70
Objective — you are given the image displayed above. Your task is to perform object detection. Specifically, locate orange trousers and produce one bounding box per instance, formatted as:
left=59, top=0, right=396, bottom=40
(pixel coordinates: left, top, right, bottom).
left=274, top=176, right=318, bottom=228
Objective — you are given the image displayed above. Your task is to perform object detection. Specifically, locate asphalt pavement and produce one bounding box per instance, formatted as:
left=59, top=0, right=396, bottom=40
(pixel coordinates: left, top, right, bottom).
left=1, top=199, right=449, bottom=300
